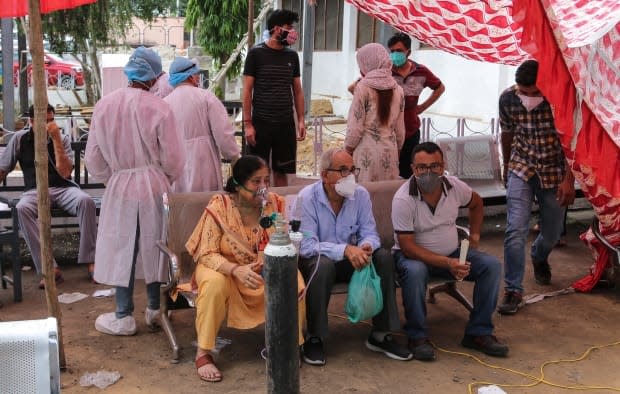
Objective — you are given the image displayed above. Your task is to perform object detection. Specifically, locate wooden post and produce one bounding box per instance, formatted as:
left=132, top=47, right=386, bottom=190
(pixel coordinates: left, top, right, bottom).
left=248, top=0, right=255, bottom=48
left=27, top=0, right=66, bottom=369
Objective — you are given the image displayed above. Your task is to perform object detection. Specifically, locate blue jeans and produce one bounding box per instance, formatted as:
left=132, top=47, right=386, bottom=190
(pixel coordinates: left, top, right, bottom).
left=504, top=173, right=566, bottom=293
left=115, top=223, right=160, bottom=318
left=394, top=248, right=501, bottom=340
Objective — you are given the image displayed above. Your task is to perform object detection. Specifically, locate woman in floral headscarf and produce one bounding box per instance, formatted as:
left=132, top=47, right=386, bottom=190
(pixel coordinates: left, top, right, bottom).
left=345, top=43, right=405, bottom=182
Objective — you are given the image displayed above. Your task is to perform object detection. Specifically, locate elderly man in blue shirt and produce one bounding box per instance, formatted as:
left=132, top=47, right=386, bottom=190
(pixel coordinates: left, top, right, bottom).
left=295, top=148, right=412, bottom=366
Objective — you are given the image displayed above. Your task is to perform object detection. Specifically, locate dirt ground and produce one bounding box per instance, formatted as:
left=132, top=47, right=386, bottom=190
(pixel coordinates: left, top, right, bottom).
left=2, top=210, right=620, bottom=394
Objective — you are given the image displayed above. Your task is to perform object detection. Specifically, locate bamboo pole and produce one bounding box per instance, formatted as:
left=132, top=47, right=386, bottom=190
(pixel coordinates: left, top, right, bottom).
left=27, top=0, right=66, bottom=369
left=209, top=0, right=273, bottom=92
left=248, top=0, right=255, bottom=48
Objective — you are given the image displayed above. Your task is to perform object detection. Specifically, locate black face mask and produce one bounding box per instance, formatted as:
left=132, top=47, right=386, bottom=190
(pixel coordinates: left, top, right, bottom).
left=279, top=29, right=289, bottom=46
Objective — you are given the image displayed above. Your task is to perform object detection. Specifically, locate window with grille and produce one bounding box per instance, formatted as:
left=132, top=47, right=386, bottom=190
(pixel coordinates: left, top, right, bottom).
left=280, top=0, right=344, bottom=51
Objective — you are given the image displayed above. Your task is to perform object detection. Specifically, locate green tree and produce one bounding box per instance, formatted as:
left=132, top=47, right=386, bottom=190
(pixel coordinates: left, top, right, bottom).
left=185, top=0, right=260, bottom=97
left=41, top=0, right=174, bottom=104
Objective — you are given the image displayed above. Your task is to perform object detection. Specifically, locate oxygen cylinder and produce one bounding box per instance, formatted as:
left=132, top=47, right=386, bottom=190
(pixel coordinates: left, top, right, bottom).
left=264, top=218, right=299, bottom=394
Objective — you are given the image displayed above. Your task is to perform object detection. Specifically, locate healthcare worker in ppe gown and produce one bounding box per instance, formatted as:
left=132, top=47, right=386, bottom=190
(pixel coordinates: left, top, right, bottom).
left=132, top=46, right=174, bottom=99
left=85, top=49, right=185, bottom=336
left=164, top=57, right=241, bottom=192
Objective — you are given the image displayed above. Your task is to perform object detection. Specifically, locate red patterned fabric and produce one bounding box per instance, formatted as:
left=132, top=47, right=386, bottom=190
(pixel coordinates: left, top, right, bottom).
left=0, top=0, right=95, bottom=17
left=513, top=0, right=620, bottom=291
left=346, top=0, right=620, bottom=291
left=346, top=0, right=529, bottom=65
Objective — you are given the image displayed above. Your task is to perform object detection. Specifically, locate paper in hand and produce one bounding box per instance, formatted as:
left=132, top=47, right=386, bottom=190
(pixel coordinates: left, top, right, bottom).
left=458, top=239, right=470, bottom=282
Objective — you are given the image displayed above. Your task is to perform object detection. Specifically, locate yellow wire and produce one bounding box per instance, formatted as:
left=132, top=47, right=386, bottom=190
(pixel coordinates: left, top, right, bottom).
left=328, top=312, right=620, bottom=393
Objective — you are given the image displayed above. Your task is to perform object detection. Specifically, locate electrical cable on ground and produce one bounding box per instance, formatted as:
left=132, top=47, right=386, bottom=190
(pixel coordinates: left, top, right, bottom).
left=327, top=312, right=620, bottom=393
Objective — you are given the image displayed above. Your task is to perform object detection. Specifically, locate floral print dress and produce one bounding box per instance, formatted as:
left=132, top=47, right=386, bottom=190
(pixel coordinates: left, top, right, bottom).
left=345, top=83, right=405, bottom=182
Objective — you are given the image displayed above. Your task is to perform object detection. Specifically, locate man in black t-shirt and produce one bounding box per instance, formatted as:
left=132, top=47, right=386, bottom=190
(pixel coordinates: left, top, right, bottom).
left=242, top=9, right=306, bottom=187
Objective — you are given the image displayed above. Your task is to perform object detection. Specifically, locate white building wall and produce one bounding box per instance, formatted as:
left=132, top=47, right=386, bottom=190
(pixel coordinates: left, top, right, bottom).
left=412, top=50, right=517, bottom=120
left=306, top=3, right=519, bottom=123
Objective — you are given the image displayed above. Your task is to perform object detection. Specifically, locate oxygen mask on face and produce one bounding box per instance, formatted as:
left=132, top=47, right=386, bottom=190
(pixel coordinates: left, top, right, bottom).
left=256, top=187, right=268, bottom=204
left=255, top=187, right=274, bottom=229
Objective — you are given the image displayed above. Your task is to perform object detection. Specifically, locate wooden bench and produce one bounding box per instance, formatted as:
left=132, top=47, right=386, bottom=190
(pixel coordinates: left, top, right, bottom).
left=0, top=139, right=104, bottom=302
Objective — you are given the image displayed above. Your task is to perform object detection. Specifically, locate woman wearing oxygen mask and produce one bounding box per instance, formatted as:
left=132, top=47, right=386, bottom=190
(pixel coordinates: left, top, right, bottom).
left=185, top=155, right=306, bottom=383
left=345, top=43, right=405, bottom=182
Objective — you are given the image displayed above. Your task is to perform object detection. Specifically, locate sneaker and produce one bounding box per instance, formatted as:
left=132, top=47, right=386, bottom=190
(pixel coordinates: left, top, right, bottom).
left=145, top=308, right=161, bottom=332
left=95, top=312, right=137, bottom=336
left=532, top=260, right=551, bottom=285
left=497, top=291, right=524, bottom=315
left=407, top=338, right=435, bottom=361
left=302, top=337, right=325, bottom=366
left=461, top=334, right=509, bottom=357
left=366, top=333, right=413, bottom=361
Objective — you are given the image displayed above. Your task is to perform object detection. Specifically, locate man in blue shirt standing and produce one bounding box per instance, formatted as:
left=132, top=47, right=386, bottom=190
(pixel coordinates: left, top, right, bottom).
left=295, top=148, right=412, bottom=366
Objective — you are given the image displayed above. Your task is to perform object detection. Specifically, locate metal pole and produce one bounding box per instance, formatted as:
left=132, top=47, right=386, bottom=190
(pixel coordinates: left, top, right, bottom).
left=301, top=2, right=315, bottom=116
left=1, top=18, right=15, bottom=131
left=264, top=221, right=299, bottom=394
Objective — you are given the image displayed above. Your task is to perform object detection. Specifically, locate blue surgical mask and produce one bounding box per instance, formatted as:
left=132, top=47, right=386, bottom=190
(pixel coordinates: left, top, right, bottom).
left=390, top=51, right=407, bottom=67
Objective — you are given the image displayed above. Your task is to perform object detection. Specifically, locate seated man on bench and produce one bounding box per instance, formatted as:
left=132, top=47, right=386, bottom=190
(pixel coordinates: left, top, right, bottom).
left=296, top=148, right=412, bottom=366
left=0, top=104, right=96, bottom=288
left=392, top=142, right=508, bottom=361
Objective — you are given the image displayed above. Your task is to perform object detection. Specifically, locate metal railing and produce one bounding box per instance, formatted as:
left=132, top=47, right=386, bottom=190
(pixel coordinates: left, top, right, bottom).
left=305, top=116, right=500, bottom=176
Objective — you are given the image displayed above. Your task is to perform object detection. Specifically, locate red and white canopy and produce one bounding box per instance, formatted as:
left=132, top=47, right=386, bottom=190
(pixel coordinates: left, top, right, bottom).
left=346, top=0, right=620, bottom=291
left=348, top=0, right=528, bottom=65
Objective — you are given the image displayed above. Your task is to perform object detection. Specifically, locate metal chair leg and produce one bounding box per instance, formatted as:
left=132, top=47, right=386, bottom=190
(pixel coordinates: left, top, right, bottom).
left=159, top=287, right=180, bottom=363
left=428, top=281, right=473, bottom=312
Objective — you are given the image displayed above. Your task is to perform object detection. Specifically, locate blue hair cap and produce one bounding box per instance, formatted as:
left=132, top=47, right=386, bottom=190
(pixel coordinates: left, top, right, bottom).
left=169, top=57, right=200, bottom=87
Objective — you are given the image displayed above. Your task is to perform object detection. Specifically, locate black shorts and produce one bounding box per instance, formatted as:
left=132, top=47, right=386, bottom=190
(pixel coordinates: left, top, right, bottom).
left=249, top=117, right=297, bottom=174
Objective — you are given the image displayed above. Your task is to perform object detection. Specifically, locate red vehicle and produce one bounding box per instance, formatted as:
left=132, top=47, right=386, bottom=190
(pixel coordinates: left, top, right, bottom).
left=13, top=53, right=84, bottom=89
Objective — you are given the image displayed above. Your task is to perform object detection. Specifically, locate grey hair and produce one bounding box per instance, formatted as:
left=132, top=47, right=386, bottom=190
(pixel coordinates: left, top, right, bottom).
left=320, top=147, right=347, bottom=171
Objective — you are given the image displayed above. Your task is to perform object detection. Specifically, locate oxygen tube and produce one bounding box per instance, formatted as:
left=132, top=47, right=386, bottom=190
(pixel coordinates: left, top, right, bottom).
left=290, top=194, right=320, bottom=301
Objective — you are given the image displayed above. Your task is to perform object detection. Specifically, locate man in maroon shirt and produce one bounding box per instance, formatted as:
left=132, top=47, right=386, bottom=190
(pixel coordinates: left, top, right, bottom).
left=387, top=33, right=445, bottom=179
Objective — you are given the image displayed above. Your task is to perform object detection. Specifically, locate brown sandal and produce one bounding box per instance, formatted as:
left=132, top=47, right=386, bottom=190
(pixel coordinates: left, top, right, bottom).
left=38, top=268, right=64, bottom=289
left=195, top=353, right=222, bottom=382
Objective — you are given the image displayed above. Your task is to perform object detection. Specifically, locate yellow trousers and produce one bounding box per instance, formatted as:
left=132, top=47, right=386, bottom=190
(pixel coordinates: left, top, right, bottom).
left=195, top=264, right=306, bottom=350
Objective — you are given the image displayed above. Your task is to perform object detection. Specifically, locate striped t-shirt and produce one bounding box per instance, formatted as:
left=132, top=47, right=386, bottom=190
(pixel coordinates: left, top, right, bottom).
left=243, top=43, right=300, bottom=122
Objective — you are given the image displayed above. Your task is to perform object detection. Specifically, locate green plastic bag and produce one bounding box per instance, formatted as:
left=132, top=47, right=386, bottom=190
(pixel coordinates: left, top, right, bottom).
left=345, top=261, right=383, bottom=323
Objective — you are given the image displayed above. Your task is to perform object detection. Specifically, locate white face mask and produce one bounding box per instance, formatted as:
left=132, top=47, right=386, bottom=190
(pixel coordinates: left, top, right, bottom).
left=334, top=174, right=357, bottom=199
left=517, top=94, right=544, bottom=112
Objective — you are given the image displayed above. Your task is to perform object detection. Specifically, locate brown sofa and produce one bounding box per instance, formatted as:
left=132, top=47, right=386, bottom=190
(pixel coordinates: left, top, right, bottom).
left=157, top=179, right=470, bottom=362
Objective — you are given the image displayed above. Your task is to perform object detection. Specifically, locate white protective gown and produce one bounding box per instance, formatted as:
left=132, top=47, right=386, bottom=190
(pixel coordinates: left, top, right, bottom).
left=164, top=84, right=241, bottom=192
left=85, top=87, right=185, bottom=287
